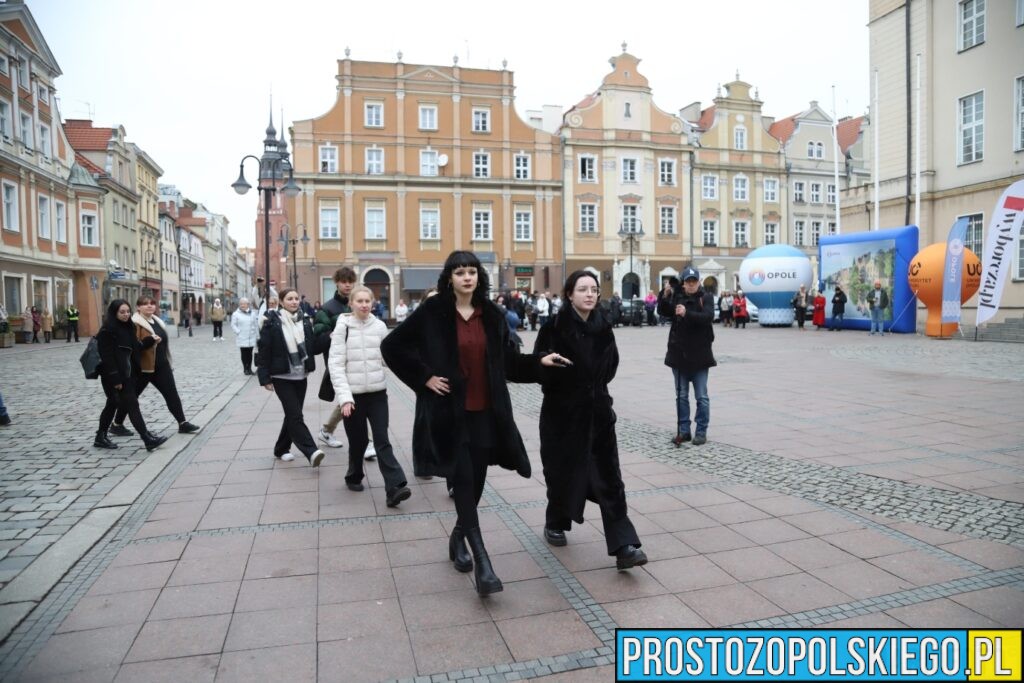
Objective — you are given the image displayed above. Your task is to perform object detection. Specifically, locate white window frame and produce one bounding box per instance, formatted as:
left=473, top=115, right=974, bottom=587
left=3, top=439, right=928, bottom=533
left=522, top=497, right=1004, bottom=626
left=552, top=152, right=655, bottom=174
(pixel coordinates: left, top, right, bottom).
left=828, top=221, right=837, bottom=236
left=514, top=206, right=533, bottom=242
left=420, top=149, right=438, bottom=177
left=514, top=153, right=531, bottom=180
left=959, top=0, right=986, bottom=51
left=733, top=175, right=749, bottom=201
left=365, top=201, right=386, bottom=241
left=764, top=177, right=778, bottom=202
left=958, top=90, right=985, bottom=164
left=827, top=184, right=837, bottom=204
left=0, top=100, right=10, bottom=139
left=37, top=84, right=48, bottom=105
left=472, top=108, right=490, bottom=133
left=764, top=221, right=778, bottom=245
left=732, top=220, right=749, bottom=248
left=37, top=123, right=50, bottom=157
left=794, top=219, right=806, bottom=246
left=811, top=220, right=822, bottom=246
left=364, top=101, right=383, bottom=128
left=621, top=204, right=640, bottom=233
left=2, top=181, right=18, bottom=232
left=1017, top=0, right=1024, bottom=26
left=473, top=151, right=490, bottom=178
left=19, top=112, right=32, bottom=148
left=37, top=194, right=49, bottom=239
left=621, top=157, right=638, bottom=183
left=806, top=141, right=816, bottom=158
left=579, top=203, right=597, bottom=233
left=816, top=142, right=825, bottom=159
left=0, top=56, right=7, bottom=75
left=659, top=206, right=676, bottom=235
left=810, top=183, right=822, bottom=203
left=319, top=203, right=340, bottom=240
left=701, top=175, right=718, bottom=200
left=962, top=212, right=984, bottom=255
left=472, top=205, right=492, bottom=241
left=319, top=145, right=338, bottom=173
left=734, top=125, right=747, bottom=150
left=578, top=155, right=597, bottom=183
left=419, top=203, right=439, bottom=240
left=16, top=57, right=27, bottom=91
left=1015, top=76, right=1024, bottom=151
left=366, top=147, right=384, bottom=175
left=418, top=104, right=438, bottom=131
left=80, top=211, right=99, bottom=246
left=658, top=159, right=676, bottom=186
left=55, top=200, right=66, bottom=243
left=794, top=181, right=806, bottom=202
left=702, top=220, right=718, bottom=246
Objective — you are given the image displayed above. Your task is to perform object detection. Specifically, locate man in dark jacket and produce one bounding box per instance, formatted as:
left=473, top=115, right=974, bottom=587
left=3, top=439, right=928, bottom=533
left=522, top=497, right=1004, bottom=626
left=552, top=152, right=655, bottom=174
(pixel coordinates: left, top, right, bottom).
left=313, top=267, right=356, bottom=451
left=656, top=266, right=716, bottom=446
left=866, top=279, right=889, bottom=336
left=829, top=285, right=848, bottom=331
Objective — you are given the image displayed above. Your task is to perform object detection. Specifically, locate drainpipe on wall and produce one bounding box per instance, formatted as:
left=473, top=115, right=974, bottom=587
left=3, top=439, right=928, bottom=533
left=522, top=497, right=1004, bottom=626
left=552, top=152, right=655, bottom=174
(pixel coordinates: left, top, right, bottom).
left=904, top=0, right=912, bottom=226
left=561, top=133, right=568, bottom=283
left=688, top=149, right=695, bottom=267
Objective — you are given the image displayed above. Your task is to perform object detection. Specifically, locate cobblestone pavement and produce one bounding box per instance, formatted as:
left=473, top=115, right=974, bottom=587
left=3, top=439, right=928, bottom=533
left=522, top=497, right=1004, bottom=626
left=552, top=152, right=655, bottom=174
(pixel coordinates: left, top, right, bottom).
left=0, top=324, right=1021, bottom=681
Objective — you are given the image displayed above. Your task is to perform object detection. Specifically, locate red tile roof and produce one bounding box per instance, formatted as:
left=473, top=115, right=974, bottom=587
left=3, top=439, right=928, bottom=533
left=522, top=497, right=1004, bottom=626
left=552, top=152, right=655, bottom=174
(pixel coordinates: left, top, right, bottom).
left=696, top=106, right=716, bottom=131
left=836, top=116, right=864, bottom=153
left=74, top=152, right=104, bottom=176
left=768, top=114, right=798, bottom=144
left=64, top=119, right=113, bottom=151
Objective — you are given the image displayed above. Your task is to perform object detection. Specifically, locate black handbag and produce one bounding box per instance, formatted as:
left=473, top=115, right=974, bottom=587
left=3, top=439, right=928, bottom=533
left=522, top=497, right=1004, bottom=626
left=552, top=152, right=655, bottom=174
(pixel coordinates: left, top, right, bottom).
left=80, top=337, right=101, bottom=379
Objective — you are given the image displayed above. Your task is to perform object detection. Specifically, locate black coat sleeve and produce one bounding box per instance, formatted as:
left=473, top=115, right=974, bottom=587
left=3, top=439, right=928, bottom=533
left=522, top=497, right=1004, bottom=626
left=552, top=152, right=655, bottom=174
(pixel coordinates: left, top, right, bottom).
left=656, top=290, right=675, bottom=317
left=380, top=305, right=434, bottom=391
left=256, top=317, right=274, bottom=386
left=96, top=328, right=125, bottom=385
left=503, top=319, right=540, bottom=384
left=680, top=292, right=715, bottom=330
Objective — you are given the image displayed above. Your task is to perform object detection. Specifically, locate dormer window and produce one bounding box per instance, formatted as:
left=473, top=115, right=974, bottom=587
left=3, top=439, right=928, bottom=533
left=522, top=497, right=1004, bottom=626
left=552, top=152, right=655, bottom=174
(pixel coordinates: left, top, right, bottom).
left=624, top=102, right=631, bottom=118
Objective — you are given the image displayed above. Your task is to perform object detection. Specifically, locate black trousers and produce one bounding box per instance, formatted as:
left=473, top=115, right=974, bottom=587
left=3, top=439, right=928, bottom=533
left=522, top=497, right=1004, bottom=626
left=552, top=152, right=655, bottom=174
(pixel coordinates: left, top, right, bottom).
left=545, top=457, right=641, bottom=556
left=99, top=374, right=148, bottom=435
left=66, top=321, right=79, bottom=342
left=342, top=390, right=407, bottom=494
left=213, top=321, right=223, bottom=338
left=272, top=378, right=318, bottom=459
left=451, top=411, right=495, bottom=530
left=240, top=347, right=254, bottom=373
left=115, top=365, right=186, bottom=425
left=795, top=308, right=806, bottom=328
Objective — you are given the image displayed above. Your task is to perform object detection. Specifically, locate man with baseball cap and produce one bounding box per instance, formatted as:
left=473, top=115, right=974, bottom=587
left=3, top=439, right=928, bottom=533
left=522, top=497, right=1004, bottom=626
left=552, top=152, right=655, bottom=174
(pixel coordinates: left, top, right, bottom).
left=656, top=266, right=716, bottom=446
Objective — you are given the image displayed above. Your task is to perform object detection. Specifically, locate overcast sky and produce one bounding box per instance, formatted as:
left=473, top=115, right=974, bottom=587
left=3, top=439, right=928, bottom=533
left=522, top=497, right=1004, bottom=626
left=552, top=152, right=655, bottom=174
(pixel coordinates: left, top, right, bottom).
left=31, top=0, right=869, bottom=247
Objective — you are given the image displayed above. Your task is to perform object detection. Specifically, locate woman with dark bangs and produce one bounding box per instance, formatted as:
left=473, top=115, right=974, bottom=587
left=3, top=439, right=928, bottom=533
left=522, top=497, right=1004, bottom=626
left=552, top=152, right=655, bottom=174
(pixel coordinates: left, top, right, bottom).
left=382, top=251, right=567, bottom=596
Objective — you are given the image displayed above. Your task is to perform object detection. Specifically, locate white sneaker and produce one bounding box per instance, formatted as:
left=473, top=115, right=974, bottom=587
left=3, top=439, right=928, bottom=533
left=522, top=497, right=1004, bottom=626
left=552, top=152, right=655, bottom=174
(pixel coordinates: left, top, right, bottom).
left=364, top=443, right=377, bottom=461
left=318, top=428, right=343, bottom=448
left=277, top=452, right=295, bottom=462
left=310, top=450, right=326, bottom=467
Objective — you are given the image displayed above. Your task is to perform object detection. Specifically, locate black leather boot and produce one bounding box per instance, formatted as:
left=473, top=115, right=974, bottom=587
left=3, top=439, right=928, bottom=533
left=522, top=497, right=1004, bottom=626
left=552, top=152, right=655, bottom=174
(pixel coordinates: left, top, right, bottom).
left=449, top=525, right=473, bottom=573
left=464, top=527, right=502, bottom=595
left=142, top=431, right=168, bottom=452
left=93, top=430, right=118, bottom=449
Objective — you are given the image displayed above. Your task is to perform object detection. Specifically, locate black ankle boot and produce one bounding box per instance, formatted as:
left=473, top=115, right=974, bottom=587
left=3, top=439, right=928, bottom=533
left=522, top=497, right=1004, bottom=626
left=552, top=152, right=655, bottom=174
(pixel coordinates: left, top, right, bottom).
left=463, top=527, right=502, bottom=595
left=142, top=432, right=167, bottom=452
left=93, top=430, right=118, bottom=449
left=449, top=526, right=473, bottom=573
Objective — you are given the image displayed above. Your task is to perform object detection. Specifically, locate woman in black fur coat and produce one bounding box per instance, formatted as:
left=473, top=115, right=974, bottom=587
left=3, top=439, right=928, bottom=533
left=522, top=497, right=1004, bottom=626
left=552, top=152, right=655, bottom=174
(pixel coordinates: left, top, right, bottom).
left=382, top=251, right=566, bottom=596
left=533, top=270, right=647, bottom=570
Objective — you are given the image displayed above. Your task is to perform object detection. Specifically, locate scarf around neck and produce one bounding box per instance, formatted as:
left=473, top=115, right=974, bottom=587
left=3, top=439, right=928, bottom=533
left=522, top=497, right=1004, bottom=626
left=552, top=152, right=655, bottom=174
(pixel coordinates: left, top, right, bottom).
left=278, top=309, right=308, bottom=372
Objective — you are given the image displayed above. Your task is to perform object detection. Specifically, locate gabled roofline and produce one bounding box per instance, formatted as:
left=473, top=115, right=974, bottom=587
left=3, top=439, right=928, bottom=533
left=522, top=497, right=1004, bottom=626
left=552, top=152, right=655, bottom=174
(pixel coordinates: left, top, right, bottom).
left=0, top=1, right=62, bottom=76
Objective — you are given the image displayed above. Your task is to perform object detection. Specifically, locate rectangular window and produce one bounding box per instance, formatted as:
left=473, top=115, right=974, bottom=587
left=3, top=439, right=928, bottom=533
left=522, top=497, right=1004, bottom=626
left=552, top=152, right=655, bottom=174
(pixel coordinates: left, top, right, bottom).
left=366, top=147, right=383, bottom=175
left=365, top=201, right=386, bottom=240
left=658, top=159, right=675, bottom=186
left=16, top=57, right=27, bottom=90
left=1018, top=0, right=1024, bottom=26
left=764, top=222, right=778, bottom=245
left=364, top=102, right=383, bottom=128
left=420, top=149, right=438, bottom=176
left=115, top=244, right=121, bottom=266
left=794, top=181, right=805, bottom=202
left=621, top=204, right=639, bottom=233
left=419, top=203, right=439, bottom=240
left=579, top=155, right=596, bottom=182
left=0, top=100, right=9, bottom=139
left=514, top=154, right=531, bottom=180
left=55, top=201, right=66, bottom=242
left=733, top=176, right=748, bottom=201
left=702, top=175, right=718, bottom=200
left=38, top=195, right=49, bottom=239
left=319, top=146, right=337, bottom=173
left=959, top=91, right=984, bottom=163
left=37, top=85, right=47, bottom=105
left=810, top=183, right=822, bottom=203
left=811, top=220, right=822, bottom=246
left=2, top=181, right=17, bottom=232
left=959, top=0, right=985, bottom=51
left=659, top=206, right=676, bottom=235
left=0, top=56, right=6, bottom=75
left=1016, top=76, right=1024, bottom=151
left=702, top=220, right=718, bottom=246
left=621, top=158, right=637, bottom=183
left=319, top=204, right=340, bottom=239
left=579, top=204, right=597, bottom=233
left=472, top=108, right=490, bottom=133
left=20, top=113, right=32, bottom=148
left=472, top=205, right=492, bottom=240
left=794, top=220, right=805, bottom=246
left=514, top=207, right=533, bottom=241
left=38, top=124, right=50, bottom=156
left=733, top=221, right=749, bottom=247
left=827, top=183, right=836, bottom=204
left=80, top=212, right=98, bottom=246
left=963, top=213, right=984, bottom=254
left=473, top=152, right=490, bottom=178
left=807, top=141, right=816, bottom=158
left=828, top=221, right=837, bottom=235
left=419, top=105, right=438, bottom=131
left=734, top=126, right=747, bottom=150
left=764, top=178, right=778, bottom=202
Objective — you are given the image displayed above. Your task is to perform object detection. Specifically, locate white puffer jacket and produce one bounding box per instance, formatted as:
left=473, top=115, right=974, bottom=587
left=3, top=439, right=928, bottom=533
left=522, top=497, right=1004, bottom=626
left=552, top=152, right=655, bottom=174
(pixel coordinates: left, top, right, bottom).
left=327, top=313, right=388, bottom=406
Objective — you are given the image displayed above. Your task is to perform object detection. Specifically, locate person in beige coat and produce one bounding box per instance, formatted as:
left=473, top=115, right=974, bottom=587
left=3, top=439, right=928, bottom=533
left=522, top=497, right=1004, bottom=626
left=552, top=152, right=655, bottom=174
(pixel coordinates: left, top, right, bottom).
left=328, top=286, right=410, bottom=507
left=210, top=298, right=227, bottom=341
left=41, top=309, right=53, bottom=343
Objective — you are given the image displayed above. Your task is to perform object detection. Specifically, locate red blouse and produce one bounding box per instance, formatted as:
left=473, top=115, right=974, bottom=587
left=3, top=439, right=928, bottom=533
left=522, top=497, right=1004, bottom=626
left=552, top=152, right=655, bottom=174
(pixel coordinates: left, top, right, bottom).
left=456, top=306, right=490, bottom=411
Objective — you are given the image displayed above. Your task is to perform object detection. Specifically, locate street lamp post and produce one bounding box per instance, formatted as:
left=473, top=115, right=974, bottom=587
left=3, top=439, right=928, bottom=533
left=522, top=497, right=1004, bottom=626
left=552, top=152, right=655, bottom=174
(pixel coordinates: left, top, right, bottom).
left=617, top=218, right=645, bottom=300
left=278, top=223, right=309, bottom=291
left=143, top=249, right=158, bottom=299
left=231, top=155, right=301, bottom=302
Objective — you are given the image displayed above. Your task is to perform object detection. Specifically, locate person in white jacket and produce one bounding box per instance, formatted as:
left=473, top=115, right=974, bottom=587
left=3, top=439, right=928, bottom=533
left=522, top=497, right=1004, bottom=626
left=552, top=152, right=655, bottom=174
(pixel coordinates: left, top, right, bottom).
left=231, top=298, right=260, bottom=375
left=328, top=286, right=411, bottom=507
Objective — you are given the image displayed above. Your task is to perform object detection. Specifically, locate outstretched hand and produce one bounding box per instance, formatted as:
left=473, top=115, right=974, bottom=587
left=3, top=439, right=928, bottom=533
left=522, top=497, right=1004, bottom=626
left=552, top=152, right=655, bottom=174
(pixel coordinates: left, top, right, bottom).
left=540, top=352, right=572, bottom=368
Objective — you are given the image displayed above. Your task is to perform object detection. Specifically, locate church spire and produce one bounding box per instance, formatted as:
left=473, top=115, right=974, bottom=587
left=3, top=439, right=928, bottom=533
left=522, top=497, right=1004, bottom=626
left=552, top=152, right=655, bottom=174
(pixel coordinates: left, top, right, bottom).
left=264, top=95, right=277, bottom=147
left=277, top=107, right=289, bottom=157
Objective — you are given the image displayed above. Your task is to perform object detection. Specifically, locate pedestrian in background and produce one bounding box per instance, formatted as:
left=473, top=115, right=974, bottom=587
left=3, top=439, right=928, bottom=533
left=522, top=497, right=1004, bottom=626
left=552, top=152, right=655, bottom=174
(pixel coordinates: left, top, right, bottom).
left=644, top=290, right=658, bottom=326
left=732, top=290, right=749, bottom=329
left=65, top=303, right=80, bottom=342
left=23, top=307, right=34, bottom=342
left=792, top=284, right=809, bottom=331
left=719, top=291, right=733, bottom=327
left=257, top=288, right=331, bottom=466
left=812, top=289, right=826, bottom=330
left=111, top=296, right=201, bottom=437
left=313, top=267, right=356, bottom=452
left=535, top=270, right=647, bottom=570
left=867, top=280, right=889, bottom=336
left=41, top=308, right=53, bottom=343
left=394, top=298, right=409, bottom=324
left=328, top=286, right=411, bottom=507
left=830, top=285, right=848, bottom=331
left=93, top=299, right=167, bottom=451
left=210, top=298, right=226, bottom=341
left=231, top=297, right=259, bottom=375
left=658, top=267, right=716, bottom=447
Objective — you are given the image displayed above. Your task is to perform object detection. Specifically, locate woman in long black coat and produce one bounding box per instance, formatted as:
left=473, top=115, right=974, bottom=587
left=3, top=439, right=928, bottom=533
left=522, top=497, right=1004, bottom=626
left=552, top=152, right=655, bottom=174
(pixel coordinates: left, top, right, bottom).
left=94, top=299, right=167, bottom=452
left=382, top=250, right=565, bottom=596
left=533, top=270, right=647, bottom=570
